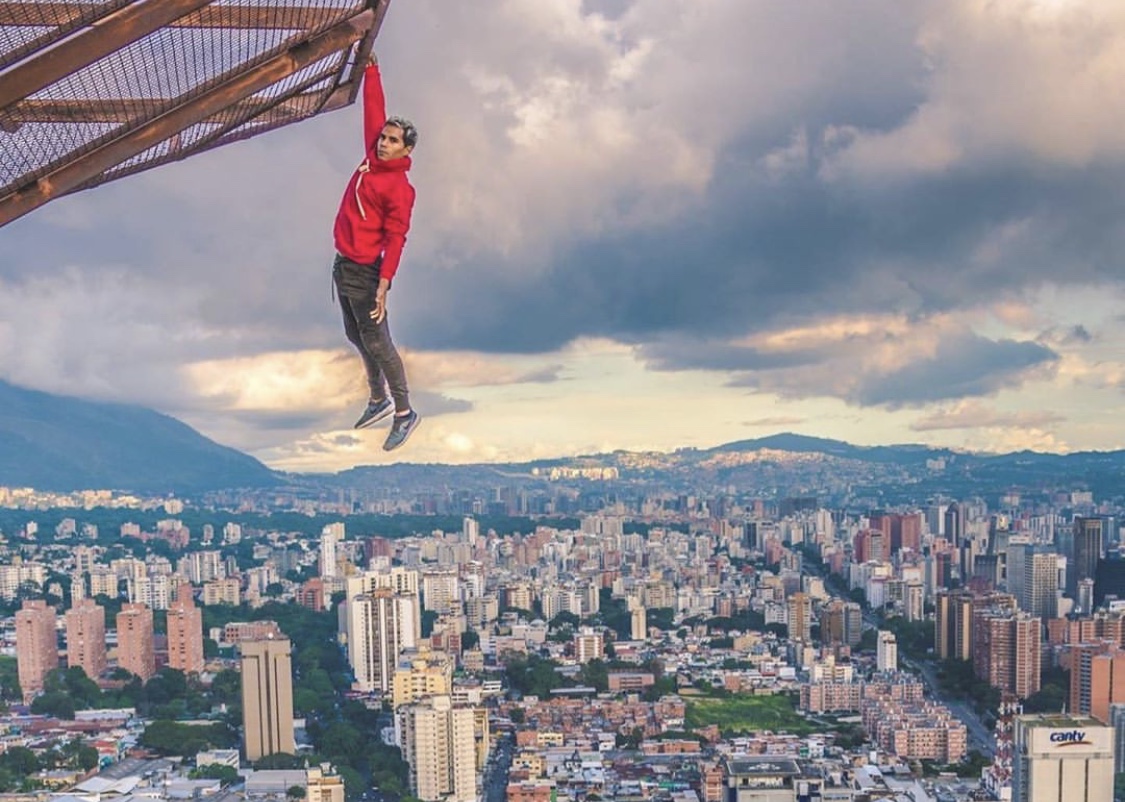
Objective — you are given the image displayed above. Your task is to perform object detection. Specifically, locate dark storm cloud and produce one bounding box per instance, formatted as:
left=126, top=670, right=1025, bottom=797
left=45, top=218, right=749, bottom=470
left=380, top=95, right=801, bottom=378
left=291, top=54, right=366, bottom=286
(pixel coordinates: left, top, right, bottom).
left=639, top=339, right=832, bottom=373
left=640, top=328, right=1060, bottom=409
left=848, top=336, right=1059, bottom=407
left=401, top=155, right=1125, bottom=356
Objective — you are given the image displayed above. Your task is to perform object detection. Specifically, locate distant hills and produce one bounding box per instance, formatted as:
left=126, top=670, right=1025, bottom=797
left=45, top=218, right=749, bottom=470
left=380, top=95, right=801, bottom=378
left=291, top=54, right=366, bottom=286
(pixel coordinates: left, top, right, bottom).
left=0, top=380, right=278, bottom=494
left=4, top=379, right=1125, bottom=504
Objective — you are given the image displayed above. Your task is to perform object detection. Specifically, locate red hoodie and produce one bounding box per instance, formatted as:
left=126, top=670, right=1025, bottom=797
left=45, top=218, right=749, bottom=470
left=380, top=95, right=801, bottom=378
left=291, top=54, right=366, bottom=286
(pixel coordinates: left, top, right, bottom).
left=333, top=64, right=415, bottom=282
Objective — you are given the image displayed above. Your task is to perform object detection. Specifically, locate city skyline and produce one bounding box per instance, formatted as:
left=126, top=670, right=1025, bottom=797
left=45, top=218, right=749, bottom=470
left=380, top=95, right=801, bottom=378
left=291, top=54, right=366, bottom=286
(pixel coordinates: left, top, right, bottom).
left=4, top=1, right=1125, bottom=473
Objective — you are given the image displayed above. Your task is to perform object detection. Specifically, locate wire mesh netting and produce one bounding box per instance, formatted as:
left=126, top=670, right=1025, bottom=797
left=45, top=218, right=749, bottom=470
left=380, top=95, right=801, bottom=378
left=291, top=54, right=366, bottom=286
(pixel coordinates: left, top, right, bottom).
left=0, top=0, right=385, bottom=224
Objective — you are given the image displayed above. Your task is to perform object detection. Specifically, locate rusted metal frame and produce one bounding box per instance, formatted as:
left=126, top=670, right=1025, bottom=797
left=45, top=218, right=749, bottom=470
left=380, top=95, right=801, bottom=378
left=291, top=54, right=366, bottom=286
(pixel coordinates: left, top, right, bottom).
left=174, top=5, right=356, bottom=30
left=339, top=0, right=391, bottom=105
left=0, top=0, right=136, bottom=71
left=0, top=8, right=375, bottom=227
left=0, top=0, right=217, bottom=112
left=0, top=3, right=355, bottom=30
left=89, top=59, right=347, bottom=186
left=9, top=92, right=332, bottom=125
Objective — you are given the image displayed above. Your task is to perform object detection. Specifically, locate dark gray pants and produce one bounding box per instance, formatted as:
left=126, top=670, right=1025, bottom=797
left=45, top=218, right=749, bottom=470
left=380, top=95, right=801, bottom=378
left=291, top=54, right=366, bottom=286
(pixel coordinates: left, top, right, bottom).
left=333, top=254, right=410, bottom=413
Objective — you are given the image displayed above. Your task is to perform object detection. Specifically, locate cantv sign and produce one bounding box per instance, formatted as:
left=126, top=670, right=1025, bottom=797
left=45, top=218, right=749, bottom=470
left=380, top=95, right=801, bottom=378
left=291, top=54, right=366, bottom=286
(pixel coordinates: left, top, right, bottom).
left=1049, top=731, right=1093, bottom=747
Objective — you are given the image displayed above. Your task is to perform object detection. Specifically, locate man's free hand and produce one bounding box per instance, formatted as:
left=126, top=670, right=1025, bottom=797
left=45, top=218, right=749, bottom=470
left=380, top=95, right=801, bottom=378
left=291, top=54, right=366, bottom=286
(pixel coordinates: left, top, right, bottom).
left=371, top=280, right=389, bottom=324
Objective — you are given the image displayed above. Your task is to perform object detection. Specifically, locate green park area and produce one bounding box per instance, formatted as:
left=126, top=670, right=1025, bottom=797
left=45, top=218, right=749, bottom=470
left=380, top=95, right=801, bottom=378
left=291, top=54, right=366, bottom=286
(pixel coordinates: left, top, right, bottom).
left=684, top=692, right=813, bottom=736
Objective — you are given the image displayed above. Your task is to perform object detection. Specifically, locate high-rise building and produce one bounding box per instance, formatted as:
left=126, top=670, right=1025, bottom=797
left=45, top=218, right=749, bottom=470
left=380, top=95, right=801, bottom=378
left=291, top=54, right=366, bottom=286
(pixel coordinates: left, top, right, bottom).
left=167, top=585, right=204, bottom=674
left=421, top=570, right=460, bottom=615
left=116, top=603, right=155, bottom=680
left=1012, top=714, right=1113, bottom=802
left=1010, top=542, right=1061, bottom=620
left=15, top=600, right=57, bottom=700
left=401, top=695, right=478, bottom=802
left=65, top=598, right=106, bottom=680
left=392, top=650, right=454, bottom=708
left=462, top=517, right=479, bottom=547
left=877, top=631, right=898, bottom=673
left=320, top=523, right=343, bottom=579
left=574, top=628, right=604, bottom=664
left=787, top=592, right=811, bottom=642
left=975, top=611, right=1041, bottom=699
left=240, top=637, right=295, bottom=761
left=346, top=587, right=418, bottom=694
left=935, top=590, right=973, bottom=661
left=1110, top=703, right=1125, bottom=774
left=904, top=582, right=925, bottom=622
left=1077, top=578, right=1096, bottom=617
left=1069, top=643, right=1125, bottom=723
left=629, top=597, right=647, bottom=641
left=1071, top=518, right=1104, bottom=600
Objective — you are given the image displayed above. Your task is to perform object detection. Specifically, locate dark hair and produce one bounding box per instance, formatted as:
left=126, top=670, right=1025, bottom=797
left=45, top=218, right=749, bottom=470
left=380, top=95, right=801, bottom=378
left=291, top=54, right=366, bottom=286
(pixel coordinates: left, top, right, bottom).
left=385, top=116, right=418, bottom=148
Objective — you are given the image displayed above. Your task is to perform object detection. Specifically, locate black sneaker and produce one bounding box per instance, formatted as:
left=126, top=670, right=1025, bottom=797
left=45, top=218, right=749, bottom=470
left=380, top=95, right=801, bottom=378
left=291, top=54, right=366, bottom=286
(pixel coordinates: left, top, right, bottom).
left=383, top=410, right=421, bottom=451
left=354, top=398, right=393, bottom=429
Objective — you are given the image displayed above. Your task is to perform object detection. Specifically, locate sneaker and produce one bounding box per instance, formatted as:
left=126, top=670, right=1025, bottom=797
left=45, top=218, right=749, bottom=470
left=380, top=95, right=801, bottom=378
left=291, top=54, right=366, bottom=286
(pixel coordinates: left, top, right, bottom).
left=383, top=410, right=421, bottom=451
left=354, top=398, right=393, bottom=429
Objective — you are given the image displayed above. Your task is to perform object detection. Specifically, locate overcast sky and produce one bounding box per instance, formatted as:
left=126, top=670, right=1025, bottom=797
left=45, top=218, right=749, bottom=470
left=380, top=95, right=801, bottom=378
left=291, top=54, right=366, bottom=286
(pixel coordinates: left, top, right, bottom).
left=4, top=0, right=1125, bottom=471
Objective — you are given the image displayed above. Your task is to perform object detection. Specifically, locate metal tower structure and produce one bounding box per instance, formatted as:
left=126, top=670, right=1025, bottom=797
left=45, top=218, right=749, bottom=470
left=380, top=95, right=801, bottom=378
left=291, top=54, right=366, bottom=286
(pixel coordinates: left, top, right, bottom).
left=0, top=0, right=391, bottom=227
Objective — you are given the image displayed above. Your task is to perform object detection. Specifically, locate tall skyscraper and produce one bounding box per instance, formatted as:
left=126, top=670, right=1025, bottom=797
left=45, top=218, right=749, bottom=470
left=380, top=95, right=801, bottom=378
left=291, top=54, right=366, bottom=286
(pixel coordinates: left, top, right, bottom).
left=877, top=631, right=898, bottom=673
left=1069, top=643, right=1125, bottom=723
left=462, top=517, right=479, bottom=548
left=65, top=598, right=106, bottom=680
left=401, top=695, right=478, bottom=802
left=320, top=523, right=343, bottom=579
left=1010, top=541, right=1060, bottom=620
left=346, top=587, right=418, bottom=694
left=167, top=584, right=204, bottom=674
left=240, top=637, right=296, bottom=761
left=116, top=603, right=155, bottom=680
left=787, top=592, right=811, bottom=641
left=15, top=600, right=57, bottom=700
left=629, top=597, right=647, bottom=641
left=1012, top=714, right=1113, bottom=802
left=975, top=610, right=1041, bottom=699
left=935, top=590, right=973, bottom=661
left=1077, top=578, right=1096, bottom=617
left=1071, top=518, right=1104, bottom=600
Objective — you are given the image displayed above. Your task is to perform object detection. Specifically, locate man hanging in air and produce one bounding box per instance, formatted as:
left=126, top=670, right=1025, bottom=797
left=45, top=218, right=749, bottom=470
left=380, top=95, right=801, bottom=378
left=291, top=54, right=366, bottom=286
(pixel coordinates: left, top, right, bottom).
left=331, top=52, right=420, bottom=451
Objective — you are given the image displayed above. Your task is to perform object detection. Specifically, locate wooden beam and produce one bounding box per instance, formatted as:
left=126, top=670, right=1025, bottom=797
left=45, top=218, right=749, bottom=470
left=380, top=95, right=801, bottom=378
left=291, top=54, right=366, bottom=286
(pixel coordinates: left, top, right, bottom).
left=0, top=2, right=355, bottom=29
left=8, top=92, right=325, bottom=124
left=0, top=0, right=216, bottom=111
left=0, top=9, right=374, bottom=227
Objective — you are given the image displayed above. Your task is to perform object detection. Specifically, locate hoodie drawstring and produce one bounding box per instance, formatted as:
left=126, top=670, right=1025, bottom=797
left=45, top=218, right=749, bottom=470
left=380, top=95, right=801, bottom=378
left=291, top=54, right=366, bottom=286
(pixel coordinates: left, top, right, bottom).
left=354, top=158, right=370, bottom=220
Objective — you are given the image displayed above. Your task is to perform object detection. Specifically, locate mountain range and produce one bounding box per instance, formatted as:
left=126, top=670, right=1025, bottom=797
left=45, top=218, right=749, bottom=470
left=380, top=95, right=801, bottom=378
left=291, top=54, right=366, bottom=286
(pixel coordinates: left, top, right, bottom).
left=3, top=379, right=1125, bottom=503
left=0, top=380, right=277, bottom=494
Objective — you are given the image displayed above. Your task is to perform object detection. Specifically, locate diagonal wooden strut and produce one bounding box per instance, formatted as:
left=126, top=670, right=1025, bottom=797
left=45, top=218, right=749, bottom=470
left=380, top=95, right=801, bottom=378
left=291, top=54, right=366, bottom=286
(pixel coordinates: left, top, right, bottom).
left=0, top=0, right=216, bottom=111
left=0, top=8, right=375, bottom=227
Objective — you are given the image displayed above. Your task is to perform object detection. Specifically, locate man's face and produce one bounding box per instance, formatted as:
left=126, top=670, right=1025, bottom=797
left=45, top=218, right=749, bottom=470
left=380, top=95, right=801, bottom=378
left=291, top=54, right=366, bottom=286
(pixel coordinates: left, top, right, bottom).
left=376, top=124, right=412, bottom=161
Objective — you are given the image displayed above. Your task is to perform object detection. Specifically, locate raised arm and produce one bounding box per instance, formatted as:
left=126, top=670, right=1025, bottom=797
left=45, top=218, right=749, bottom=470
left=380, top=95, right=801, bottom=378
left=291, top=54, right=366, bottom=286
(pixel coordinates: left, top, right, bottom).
left=362, top=55, right=387, bottom=151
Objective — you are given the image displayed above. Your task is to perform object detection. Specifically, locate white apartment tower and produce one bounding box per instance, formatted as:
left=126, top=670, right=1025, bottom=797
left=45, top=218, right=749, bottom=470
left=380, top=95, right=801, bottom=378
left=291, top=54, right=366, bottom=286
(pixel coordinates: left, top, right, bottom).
left=877, top=630, right=898, bottom=673
left=346, top=587, right=419, bottom=694
left=320, top=523, right=344, bottom=579
left=401, top=695, right=478, bottom=802
left=421, top=570, right=459, bottom=615
left=629, top=597, right=647, bottom=641
left=462, top=517, right=479, bottom=547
